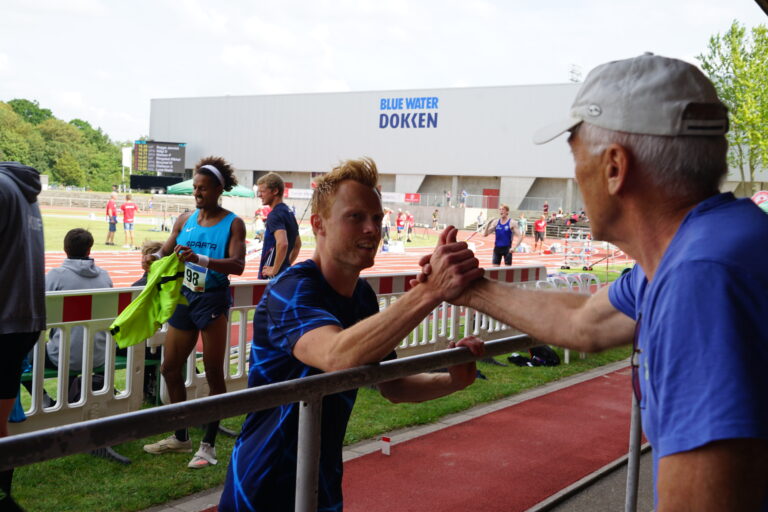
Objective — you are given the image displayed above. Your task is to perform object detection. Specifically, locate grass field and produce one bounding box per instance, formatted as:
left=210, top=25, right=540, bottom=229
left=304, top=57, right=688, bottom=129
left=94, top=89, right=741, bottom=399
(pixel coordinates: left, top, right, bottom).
left=14, top=345, right=631, bottom=512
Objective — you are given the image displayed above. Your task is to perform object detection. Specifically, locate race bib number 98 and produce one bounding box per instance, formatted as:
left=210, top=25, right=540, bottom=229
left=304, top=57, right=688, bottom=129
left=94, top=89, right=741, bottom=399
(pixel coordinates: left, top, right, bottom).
left=183, top=262, right=208, bottom=293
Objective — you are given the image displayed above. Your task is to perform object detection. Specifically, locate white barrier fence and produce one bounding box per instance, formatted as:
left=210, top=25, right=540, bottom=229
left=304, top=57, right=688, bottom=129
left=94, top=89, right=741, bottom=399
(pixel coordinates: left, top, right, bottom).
left=11, top=265, right=601, bottom=436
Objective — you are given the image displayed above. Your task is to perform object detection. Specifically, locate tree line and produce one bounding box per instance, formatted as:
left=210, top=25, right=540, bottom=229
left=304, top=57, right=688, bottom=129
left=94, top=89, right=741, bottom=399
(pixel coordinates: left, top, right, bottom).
left=0, top=98, right=124, bottom=191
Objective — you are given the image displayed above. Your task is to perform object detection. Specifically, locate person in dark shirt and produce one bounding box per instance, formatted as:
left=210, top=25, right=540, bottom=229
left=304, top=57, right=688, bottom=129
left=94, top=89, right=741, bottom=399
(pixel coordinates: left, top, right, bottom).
left=219, top=157, right=485, bottom=512
left=257, top=172, right=301, bottom=279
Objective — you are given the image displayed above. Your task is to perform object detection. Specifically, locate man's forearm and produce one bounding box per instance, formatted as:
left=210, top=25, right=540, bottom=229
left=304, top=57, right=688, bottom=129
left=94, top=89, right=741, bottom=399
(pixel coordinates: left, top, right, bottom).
left=378, top=373, right=461, bottom=403
left=272, top=242, right=288, bottom=271
left=463, top=279, right=633, bottom=352
left=317, top=286, right=444, bottom=370
left=289, top=236, right=301, bottom=264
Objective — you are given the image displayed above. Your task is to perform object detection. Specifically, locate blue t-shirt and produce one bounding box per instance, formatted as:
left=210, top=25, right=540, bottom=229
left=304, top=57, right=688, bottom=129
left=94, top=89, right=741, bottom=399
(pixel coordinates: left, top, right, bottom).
left=259, top=202, right=299, bottom=279
left=176, top=210, right=235, bottom=289
left=608, top=193, right=768, bottom=509
left=495, top=218, right=513, bottom=247
left=220, top=260, right=381, bottom=512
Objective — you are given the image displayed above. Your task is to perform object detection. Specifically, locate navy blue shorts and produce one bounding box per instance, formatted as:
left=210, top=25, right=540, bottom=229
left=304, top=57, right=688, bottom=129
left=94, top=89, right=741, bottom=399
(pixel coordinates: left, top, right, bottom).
left=0, top=332, right=40, bottom=399
left=168, top=286, right=231, bottom=331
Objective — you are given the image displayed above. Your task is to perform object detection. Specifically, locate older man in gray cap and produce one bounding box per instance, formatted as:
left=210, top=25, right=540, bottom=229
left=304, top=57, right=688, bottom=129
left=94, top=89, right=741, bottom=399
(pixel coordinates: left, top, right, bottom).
left=420, top=53, right=768, bottom=510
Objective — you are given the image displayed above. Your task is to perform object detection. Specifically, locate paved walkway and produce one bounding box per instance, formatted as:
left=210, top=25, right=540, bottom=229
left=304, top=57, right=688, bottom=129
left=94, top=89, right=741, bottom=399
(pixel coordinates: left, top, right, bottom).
left=141, top=360, right=653, bottom=512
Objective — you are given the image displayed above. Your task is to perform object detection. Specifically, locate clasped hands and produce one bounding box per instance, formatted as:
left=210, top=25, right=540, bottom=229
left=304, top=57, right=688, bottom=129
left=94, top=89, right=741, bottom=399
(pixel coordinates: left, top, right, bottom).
left=412, top=226, right=487, bottom=388
left=410, top=225, right=484, bottom=305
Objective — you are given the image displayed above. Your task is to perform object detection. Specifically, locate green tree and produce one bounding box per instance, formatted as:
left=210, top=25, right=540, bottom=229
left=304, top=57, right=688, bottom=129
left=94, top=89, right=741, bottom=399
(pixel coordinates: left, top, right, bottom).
left=37, top=118, right=84, bottom=181
left=0, top=103, right=32, bottom=162
left=70, top=118, right=121, bottom=190
left=2, top=98, right=130, bottom=190
left=698, top=21, right=768, bottom=195
left=53, top=151, right=85, bottom=186
left=7, top=98, right=54, bottom=125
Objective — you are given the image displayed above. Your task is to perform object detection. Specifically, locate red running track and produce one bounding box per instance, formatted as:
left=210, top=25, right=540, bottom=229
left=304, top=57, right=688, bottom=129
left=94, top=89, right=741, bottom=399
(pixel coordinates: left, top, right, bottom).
left=342, top=367, right=634, bottom=512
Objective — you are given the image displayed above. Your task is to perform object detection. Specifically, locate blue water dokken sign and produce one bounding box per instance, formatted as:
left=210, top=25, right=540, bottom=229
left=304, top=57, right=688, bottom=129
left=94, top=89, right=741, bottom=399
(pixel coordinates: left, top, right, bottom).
left=379, top=96, right=439, bottom=129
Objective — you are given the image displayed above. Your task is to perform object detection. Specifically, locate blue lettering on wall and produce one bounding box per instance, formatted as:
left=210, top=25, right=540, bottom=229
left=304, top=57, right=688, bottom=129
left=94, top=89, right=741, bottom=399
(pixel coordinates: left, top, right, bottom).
left=378, top=96, right=439, bottom=129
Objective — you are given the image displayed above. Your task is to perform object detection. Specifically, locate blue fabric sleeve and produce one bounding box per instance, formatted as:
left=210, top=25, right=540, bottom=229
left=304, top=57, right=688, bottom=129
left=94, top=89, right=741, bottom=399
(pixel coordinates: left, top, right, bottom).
left=648, top=261, right=768, bottom=457
left=264, top=275, right=342, bottom=354
left=608, top=266, right=642, bottom=320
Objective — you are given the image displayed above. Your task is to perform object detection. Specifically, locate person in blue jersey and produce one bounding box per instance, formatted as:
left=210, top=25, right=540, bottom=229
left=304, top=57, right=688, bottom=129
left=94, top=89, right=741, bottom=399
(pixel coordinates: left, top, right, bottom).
left=141, top=156, right=246, bottom=469
left=483, top=204, right=522, bottom=265
left=219, top=157, right=485, bottom=512
left=256, top=172, right=301, bottom=279
left=424, top=54, right=768, bottom=510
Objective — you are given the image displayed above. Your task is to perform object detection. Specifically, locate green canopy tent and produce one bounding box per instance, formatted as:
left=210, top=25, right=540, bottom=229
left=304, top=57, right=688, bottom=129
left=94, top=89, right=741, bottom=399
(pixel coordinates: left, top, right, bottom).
left=166, top=179, right=255, bottom=198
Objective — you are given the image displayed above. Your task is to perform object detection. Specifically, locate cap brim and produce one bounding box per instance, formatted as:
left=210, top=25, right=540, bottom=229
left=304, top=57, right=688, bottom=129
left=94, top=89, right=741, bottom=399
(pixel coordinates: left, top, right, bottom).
left=532, top=116, right=582, bottom=145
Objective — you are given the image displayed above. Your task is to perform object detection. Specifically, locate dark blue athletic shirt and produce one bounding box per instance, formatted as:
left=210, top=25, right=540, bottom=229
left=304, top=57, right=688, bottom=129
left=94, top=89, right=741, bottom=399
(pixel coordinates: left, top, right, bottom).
left=494, top=218, right=513, bottom=247
left=220, top=260, right=381, bottom=512
left=259, top=202, right=299, bottom=279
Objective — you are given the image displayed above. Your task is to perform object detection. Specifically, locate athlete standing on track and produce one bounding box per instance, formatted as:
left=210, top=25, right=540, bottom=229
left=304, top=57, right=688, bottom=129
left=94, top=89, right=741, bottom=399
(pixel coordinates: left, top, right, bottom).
left=141, top=156, right=246, bottom=469
left=256, top=172, right=301, bottom=280
left=105, top=192, right=118, bottom=246
left=120, top=193, right=138, bottom=249
left=483, top=204, right=522, bottom=265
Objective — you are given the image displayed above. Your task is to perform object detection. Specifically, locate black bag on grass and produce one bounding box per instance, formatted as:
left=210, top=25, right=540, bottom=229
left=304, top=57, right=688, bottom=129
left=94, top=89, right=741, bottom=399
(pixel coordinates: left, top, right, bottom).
left=529, top=345, right=561, bottom=366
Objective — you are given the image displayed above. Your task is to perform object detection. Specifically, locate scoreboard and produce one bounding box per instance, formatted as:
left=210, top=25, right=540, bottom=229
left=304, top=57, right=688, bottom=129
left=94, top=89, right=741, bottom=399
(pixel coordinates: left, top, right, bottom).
left=132, top=141, right=186, bottom=174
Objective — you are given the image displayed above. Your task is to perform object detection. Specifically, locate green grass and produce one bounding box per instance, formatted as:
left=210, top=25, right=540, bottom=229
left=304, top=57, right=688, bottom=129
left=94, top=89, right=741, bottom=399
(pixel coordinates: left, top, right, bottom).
left=14, top=345, right=630, bottom=512
left=41, top=211, right=167, bottom=252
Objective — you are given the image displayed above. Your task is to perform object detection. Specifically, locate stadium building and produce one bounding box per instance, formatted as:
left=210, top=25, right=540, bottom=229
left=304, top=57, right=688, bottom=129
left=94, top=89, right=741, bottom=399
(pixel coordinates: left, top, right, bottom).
left=148, top=83, right=755, bottom=213
left=149, top=83, right=584, bottom=212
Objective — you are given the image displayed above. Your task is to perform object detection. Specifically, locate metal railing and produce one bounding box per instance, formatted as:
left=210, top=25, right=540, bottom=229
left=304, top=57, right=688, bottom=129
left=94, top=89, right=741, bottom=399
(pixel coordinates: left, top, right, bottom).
left=12, top=268, right=545, bottom=435
left=1, top=335, right=538, bottom=508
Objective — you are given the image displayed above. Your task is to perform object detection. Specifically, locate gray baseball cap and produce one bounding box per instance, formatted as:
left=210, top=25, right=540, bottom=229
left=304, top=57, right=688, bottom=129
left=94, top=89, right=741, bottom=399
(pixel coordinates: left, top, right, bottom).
left=533, top=53, right=729, bottom=144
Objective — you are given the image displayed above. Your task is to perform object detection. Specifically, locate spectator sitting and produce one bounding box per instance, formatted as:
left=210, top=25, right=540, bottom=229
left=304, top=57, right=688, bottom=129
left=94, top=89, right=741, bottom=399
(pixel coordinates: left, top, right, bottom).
left=34, top=229, right=113, bottom=403
left=252, top=212, right=266, bottom=242
left=131, top=240, right=163, bottom=286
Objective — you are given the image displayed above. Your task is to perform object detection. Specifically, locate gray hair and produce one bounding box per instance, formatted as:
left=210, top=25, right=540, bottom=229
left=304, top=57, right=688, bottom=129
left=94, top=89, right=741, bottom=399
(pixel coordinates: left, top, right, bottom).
left=577, top=123, right=728, bottom=199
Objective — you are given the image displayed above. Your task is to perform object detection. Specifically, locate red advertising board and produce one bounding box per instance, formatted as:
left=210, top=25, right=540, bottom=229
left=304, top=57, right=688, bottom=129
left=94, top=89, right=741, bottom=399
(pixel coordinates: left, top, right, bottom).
left=404, top=193, right=421, bottom=203
left=482, top=189, right=500, bottom=209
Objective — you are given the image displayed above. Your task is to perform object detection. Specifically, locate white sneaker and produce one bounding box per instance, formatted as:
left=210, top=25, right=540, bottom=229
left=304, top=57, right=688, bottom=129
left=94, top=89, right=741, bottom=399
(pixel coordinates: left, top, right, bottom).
left=143, top=435, right=192, bottom=454
left=122, top=244, right=131, bottom=248
left=188, top=442, right=217, bottom=469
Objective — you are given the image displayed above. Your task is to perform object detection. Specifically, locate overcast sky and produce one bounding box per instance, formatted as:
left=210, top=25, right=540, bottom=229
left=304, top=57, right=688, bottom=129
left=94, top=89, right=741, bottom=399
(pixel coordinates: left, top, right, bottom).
left=0, top=0, right=763, bottom=142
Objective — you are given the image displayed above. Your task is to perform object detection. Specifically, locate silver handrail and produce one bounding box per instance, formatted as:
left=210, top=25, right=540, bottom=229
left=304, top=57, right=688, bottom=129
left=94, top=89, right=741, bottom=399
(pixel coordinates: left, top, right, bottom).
left=0, top=333, right=536, bottom=472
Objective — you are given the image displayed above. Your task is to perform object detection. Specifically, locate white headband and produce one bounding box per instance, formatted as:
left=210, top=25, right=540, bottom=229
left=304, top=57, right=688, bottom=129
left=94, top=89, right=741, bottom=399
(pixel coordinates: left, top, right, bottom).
left=199, top=164, right=225, bottom=187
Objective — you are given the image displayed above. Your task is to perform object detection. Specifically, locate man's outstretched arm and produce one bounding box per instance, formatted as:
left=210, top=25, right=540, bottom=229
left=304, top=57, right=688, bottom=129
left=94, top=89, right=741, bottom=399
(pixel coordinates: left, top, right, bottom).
left=459, top=279, right=635, bottom=352
left=293, top=227, right=484, bottom=372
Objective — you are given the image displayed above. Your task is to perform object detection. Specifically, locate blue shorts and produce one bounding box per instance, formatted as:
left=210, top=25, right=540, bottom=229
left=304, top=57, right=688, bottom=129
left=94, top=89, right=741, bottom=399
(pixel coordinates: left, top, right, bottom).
left=168, top=286, right=231, bottom=331
left=124, top=223, right=134, bottom=230
left=108, top=217, right=117, bottom=232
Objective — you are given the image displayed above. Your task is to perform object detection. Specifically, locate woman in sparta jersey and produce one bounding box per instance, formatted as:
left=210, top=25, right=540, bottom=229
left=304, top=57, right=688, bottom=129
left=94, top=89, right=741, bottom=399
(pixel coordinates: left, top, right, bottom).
left=141, top=156, right=246, bottom=469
